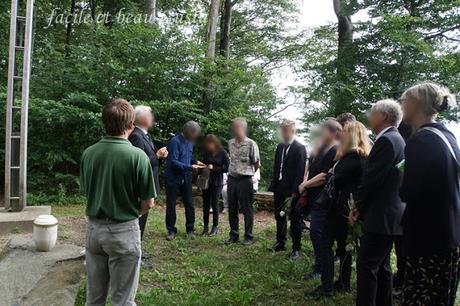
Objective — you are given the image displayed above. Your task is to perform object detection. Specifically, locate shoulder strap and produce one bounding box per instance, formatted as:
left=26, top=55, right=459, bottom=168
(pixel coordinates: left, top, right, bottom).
left=421, top=127, right=460, bottom=167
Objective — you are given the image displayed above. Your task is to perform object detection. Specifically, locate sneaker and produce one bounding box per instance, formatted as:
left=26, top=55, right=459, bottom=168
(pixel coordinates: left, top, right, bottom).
left=287, top=250, right=301, bottom=261
left=166, top=232, right=176, bottom=241
left=141, top=261, right=153, bottom=270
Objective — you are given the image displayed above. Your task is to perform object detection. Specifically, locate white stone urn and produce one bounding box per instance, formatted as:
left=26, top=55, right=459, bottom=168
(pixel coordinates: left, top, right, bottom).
left=33, top=215, right=58, bottom=252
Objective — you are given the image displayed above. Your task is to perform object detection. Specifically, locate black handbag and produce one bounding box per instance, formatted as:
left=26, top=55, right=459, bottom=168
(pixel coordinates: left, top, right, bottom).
left=313, top=161, right=339, bottom=211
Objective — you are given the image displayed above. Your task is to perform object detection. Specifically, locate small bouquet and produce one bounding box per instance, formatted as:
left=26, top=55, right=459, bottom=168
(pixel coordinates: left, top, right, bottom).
left=278, top=196, right=293, bottom=218
left=345, top=193, right=364, bottom=253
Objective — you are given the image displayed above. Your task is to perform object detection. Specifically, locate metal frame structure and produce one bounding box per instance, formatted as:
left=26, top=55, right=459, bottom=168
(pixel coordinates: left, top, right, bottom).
left=4, top=0, right=35, bottom=211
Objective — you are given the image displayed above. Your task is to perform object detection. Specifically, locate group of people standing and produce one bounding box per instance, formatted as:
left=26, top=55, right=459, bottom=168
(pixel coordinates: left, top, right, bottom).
left=268, top=82, right=460, bottom=306
left=79, top=81, right=459, bottom=306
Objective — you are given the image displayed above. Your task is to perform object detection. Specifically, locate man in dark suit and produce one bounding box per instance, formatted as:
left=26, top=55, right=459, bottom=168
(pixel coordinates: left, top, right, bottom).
left=268, top=119, right=306, bottom=259
left=350, top=99, right=406, bottom=306
left=129, top=106, right=168, bottom=250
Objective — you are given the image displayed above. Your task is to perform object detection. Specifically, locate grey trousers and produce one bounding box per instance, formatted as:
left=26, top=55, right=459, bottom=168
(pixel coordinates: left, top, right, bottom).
left=85, top=218, right=141, bottom=306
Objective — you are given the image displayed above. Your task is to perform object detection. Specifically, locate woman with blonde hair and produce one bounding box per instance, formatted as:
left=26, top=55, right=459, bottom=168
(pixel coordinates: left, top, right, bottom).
left=308, top=121, right=371, bottom=298
left=400, top=82, right=460, bottom=306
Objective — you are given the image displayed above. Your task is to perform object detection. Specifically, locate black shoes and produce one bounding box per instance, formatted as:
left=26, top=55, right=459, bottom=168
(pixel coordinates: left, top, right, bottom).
left=287, top=250, right=301, bottom=261
left=269, top=242, right=287, bottom=252
left=333, top=280, right=351, bottom=293
left=166, top=232, right=176, bottom=241
left=242, top=238, right=253, bottom=246
left=225, top=238, right=239, bottom=245
left=210, top=227, right=218, bottom=236
left=304, top=286, right=333, bottom=299
left=201, top=227, right=209, bottom=236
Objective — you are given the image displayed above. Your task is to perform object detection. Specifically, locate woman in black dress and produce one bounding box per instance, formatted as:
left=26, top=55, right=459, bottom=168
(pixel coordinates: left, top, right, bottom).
left=400, top=82, right=460, bottom=306
left=201, top=134, right=229, bottom=236
left=314, top=121, right=370, bottom=297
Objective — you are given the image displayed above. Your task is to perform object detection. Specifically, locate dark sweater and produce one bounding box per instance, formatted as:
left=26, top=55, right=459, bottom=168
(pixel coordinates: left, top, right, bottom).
left=202, top=149, right=230, bottom=187
left=400, top=122, right=460, bottom=256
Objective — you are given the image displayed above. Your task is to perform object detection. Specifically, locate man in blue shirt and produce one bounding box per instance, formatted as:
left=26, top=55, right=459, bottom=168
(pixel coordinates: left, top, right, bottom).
left=165, top=121, right=204, bottom=240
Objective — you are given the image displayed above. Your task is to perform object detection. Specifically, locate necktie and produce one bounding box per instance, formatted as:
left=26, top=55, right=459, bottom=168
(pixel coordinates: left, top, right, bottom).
left=279, top=143, right=291, bottom=181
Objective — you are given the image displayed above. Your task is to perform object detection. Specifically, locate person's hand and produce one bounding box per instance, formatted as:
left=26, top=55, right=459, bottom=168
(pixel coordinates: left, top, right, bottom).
left=196, top=160, right=206, bottom=167
left=315, top=172, right=327, bottom=184
left=140, top=199, right=155, bottom=216
left=156, top=147, right=168, bottom=159
left=348, top=208, right=359, bottom=226
left=192, top=164, right=203, bottom=170
left=255, top=160, right=261, bottom=169
left=208, top=164, right=214, bottom=170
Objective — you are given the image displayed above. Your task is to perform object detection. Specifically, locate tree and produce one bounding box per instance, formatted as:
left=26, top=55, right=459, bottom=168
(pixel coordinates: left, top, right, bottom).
left=206, top=0, right=221, bottom=58
left=145, top=0, right=156, bottom=24
left=219, top=0, right=236, bottom=59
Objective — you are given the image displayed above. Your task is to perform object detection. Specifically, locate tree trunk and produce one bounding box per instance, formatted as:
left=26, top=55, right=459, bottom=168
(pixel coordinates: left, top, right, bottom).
left=219, top=0, right=233, bottom=59
left=332, top=0, right=355, bottom=116
left=145, top=0, right=156, bottom=24
left=65, top=0, right=76, bottom=51
left=206, top=0, right=221, bottom=58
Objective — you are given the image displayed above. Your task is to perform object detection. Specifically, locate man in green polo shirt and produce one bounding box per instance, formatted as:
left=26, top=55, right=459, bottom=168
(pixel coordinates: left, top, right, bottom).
left=80, top=98, right=157, bottom=306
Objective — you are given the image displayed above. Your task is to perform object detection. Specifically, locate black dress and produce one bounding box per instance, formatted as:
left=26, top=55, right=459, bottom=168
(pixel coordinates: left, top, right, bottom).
left=400, top=123, right=460, bottom=306
left=320, top=150, right=366, bottom=292
left=202, top=149, right=230, bottom=228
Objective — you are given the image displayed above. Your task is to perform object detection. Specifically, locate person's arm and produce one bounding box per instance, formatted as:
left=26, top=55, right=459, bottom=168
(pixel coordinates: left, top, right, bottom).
left=137, top=154, right=157, bottom=215
left=250, top=141, right=261, bottom=170
left=357, top=137, right=394, bottom=212
left=211, top=151, right=230, bottom=174
left=168, top=139, right=193, bottom=172
left=292, top=145, right=307, bottom=195
left=130, top=133, right=159, bottom=168
left=298, top=172, right=327, bottom=193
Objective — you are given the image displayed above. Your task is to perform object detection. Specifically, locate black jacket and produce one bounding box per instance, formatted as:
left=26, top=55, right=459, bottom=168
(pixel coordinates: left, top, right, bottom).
left=269, top=139, right=307, bottom=196
left=202, top=149, right=230, bottom=187
left=129, top=127, right=162, bottom=192
left=357, top=127, right=405, bottom=236
left=331, top=150, right=366, bottom=216
left=401, top=123, right=460, bottom=256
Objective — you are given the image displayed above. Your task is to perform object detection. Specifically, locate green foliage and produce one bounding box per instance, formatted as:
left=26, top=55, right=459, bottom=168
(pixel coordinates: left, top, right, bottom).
left=300, top=0, right=460, bottom=124
left=0, top=0, right=303, bottom=198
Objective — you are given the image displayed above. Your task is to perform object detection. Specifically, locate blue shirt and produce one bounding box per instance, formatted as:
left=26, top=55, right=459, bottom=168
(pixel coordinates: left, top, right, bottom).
left=165, top=134, right=196, bottom=184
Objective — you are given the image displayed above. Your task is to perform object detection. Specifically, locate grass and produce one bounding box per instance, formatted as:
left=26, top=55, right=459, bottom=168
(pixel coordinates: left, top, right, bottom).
left=55, top=204, right=400, bottom=306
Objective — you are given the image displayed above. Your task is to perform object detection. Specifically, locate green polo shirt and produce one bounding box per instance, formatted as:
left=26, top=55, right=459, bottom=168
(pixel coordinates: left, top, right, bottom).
left=80, top=136, right=157, bottom=222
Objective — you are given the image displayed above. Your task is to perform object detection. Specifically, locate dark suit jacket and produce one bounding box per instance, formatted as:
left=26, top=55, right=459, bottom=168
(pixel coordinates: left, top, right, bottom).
left=269, top=139, right=307, bottom=196
left=401, top=123, right=460, bottom=256
left=357, top=127, right=405, bottom=236
left=129, top=127, right=161, bottom=192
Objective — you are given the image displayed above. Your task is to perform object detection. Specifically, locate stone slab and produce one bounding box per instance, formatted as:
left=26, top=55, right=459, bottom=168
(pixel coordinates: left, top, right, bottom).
left=0, top=206, right=52, bottom=234
left=0, top=235, right=84, bottom=306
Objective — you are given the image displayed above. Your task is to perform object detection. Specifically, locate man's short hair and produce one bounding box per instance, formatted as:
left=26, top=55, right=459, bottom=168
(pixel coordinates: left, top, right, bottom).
left=336, top=113, right=356, bottom=127
left=102, top=98, right=135, bottom=136
left=321, top=118, right=342, bottom=134
left=280, top=119, right=296, bottom=129
left=134, top=105, right=152, bottom=124
left=232, top=117, right=248, bottom=129
left=371, top=99, right=403, bottom=127
left=182, top=121, right=201, bottom=136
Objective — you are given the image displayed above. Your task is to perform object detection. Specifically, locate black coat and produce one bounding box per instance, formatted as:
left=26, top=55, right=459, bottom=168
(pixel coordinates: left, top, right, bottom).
left=357, top=127, right=406, bottom=236
left=202, top=149, right=230, bottom=187
left=401, top=123, right=460, bottom=256
left=306, top=145, right=338, bottom=205
left=331, top=150, right=366, bottom=216
left=129, top=127, right=162, bottom=192
left=269, top=140, right=307, bottom=196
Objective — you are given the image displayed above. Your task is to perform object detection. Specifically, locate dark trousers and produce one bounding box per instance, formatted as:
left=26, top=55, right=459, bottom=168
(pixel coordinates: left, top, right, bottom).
left=310, top=208, right=327, bottom=273
left=357, top=232, right=394, bottom=306
left=228, top=176, right=254, bottom=241
left=274, top=185, right=289, bottom=246
left=320, top=211, right=351, bottom=291
left=165, top=178, right=195, bottom=234
left=402, top=247, right=460, bottom=306
left=139, top=212, right=148, bottom=240
left=202, top=184, right=222, bottom=228
left=289, top=197, right=304, bottom=252
left=393, top=235, right=405, bottom=289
